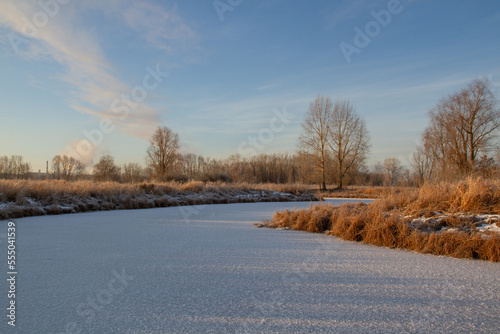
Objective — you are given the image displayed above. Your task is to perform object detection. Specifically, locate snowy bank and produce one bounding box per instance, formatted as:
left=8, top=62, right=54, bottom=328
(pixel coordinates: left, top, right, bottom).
left=0, top=187, right=318, bottom=220
left=403, top=213, right=500, bottom=238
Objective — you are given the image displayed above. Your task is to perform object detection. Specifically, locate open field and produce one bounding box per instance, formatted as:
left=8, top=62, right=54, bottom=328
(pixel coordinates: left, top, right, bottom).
left=1, top=200, right=499, bottom=333
left=261, top=178, right=500, bottom=262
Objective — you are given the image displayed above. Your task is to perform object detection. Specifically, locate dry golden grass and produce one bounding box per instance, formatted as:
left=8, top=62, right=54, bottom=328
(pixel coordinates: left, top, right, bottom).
left=242, top=182, right=312, bottom=195
left=0, top=180, right=140, bottom=202
left=381, top=177, right=500, bottom=215
left=178, top=181, right=205, bottom=192
left=263, top=178, right=500, bottom=262
left=318, top=186, right=408, bottom=199
left=0, top=180, right=311, bottom=202
left=0, top=179, right=318, bottom=220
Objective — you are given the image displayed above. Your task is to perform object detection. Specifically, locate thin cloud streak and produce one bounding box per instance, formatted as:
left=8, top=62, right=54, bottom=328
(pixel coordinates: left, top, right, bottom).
left=324, top=0, right=373, bottom=30
left=0, top=0, right=195, bottom=161
left=123, top=2, right=196, bottom=52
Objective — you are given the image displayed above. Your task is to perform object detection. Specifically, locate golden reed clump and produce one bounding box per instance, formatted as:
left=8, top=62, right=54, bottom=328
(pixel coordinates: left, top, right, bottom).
left=265, top=178, right=500, bottom=262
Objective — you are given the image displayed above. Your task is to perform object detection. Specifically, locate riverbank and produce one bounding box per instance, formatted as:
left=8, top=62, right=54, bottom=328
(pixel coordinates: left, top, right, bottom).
left=260, top=178, right=500, bottom=262
left=0, top=180, right=318, bottom=220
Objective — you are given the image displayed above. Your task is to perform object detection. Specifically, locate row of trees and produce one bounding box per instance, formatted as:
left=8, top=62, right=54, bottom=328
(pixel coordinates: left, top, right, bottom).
left=141, top=97, right=371, bottom=190
left=0, top=149, right=416, bottom=187
left=123, top=77, right=500, bottom=188
left=297, top=78, right=500, bottom=189
left=3, top=78, right=498, bottom=187
left=0, top=155, right=31, bottom=179
left=88, top=151, right=413, bottom=187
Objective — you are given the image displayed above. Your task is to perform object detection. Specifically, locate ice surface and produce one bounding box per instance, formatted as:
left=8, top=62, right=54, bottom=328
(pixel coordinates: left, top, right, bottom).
left=0, top=199, right=499, bottom=333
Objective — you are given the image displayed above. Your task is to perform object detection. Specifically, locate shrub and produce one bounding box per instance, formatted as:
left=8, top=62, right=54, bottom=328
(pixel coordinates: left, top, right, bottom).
left=179, top=181, right=205, bottom=192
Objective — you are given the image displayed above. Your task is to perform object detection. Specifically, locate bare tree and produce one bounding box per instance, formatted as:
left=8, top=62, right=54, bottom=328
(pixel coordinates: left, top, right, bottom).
left=0, top=155, right=31, bottom=179
left=368, top=161, right=384, bottom=186
left=328, top=100, right=370, bottom=189
left=298, top=95, right=333, bottom=191
left=474, top=155, right=499, bottom=178
left=93, top=155, right=120, bottom=182
left=420, top=122, right=459, bottom=180
left=52, top=155, right=85, bottom=180
left=146, top=126, right=180, bottom=180
left=427, top=78, right=500, bottom=175
left=224, top=154, right=246, bottom=182
left=383, top=157, right=403, bottom=187
left=181, top=153, right=201, bottom=179
left=122, top=163, right=146, bottom=183
left=0, top=156, right=7, bottom=178
left=411, top=145, right=434, bottom=185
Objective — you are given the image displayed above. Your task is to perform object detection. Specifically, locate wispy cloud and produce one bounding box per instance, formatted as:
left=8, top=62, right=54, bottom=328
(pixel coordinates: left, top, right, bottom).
left=324, top=0, right=374, bottom=29
left=122, top=2, right=196, bottom=52
left=0, top=0, right=196, bottom=162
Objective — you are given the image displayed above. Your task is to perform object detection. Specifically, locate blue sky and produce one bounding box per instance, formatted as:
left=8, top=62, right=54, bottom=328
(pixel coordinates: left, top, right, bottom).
left=1, top=0, right=499, bottom=172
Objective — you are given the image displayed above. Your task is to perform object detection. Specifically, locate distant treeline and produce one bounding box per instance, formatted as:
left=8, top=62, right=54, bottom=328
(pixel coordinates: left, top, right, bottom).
left=0, top=155, right=31, bottom=180
left=3, top=78, right=499, bottom=188
left=3, top=150, right=500, bottom=189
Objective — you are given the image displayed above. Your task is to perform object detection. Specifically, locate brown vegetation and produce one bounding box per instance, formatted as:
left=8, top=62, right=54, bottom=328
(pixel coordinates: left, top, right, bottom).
left=0, top=179, right=318, bottom=220
left=381, top=177, right=500, bottom=215
left=318, top=186, right=408, bottom=199
left=261, top=178, right=500, bottom=262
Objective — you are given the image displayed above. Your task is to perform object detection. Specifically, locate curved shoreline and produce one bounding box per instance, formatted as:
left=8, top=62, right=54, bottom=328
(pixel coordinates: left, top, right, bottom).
left=0, top=189, right=319, bottom=220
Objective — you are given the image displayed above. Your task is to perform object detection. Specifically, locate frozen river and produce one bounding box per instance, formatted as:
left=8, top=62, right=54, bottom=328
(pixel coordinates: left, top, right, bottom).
left=1, top=199, right=499, bottom=333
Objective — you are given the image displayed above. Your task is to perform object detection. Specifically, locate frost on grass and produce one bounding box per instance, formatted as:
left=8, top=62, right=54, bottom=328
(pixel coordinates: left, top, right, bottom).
left=404, top=213, right=500, bottom=237
left=0, top=180, right=318, bottom=220
left=262, top=179, right=500, bottom=261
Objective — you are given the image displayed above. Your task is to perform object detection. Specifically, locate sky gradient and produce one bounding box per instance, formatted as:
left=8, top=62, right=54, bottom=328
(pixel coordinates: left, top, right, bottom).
left=1, top=0, right=499, bottom=172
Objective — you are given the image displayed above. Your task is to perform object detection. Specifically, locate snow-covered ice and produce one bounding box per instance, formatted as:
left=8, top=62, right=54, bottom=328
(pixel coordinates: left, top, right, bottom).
left=0, top=199, right=499, bottom=333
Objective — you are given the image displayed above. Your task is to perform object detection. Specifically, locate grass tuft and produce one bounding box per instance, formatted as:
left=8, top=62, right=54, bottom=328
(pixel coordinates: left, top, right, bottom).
left=263, top=178, right=500, bottom=262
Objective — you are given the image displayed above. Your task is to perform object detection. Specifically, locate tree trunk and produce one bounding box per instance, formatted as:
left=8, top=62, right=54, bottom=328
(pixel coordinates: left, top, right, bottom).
left=337, top=154, right=343, bottom=189
left=320, top=152, right=327, bottom=191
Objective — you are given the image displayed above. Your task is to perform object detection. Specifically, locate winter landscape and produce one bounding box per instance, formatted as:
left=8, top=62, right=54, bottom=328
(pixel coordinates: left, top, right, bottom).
left=2, top=0, right=500, bottom=333
left=1, top=201, right=500, bottom=333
